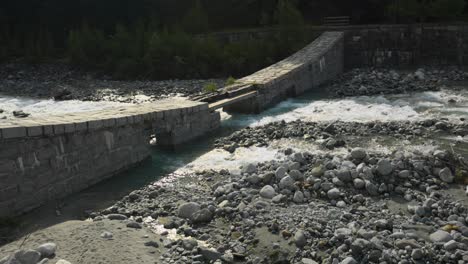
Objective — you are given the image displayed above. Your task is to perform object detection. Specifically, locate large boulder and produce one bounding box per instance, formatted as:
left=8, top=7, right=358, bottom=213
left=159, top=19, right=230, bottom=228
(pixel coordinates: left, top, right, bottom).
left=36, top=243, right=57, bottom=258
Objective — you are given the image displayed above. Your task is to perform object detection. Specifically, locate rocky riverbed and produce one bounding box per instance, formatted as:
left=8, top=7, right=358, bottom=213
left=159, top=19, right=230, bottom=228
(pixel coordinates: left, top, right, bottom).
left=0, top=63, right=224, bottom=103
left=1, top=67, right=468, bottom=264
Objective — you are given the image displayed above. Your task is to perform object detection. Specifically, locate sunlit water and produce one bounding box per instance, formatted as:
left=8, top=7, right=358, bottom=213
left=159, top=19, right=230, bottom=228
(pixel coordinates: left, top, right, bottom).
left=10, top=86, right=468, bottom=232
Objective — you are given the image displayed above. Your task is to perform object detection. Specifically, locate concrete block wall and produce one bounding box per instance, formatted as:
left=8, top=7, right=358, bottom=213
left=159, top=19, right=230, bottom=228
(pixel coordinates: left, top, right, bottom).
left=0, top=99, right=220, bottom=217
left=224, top=31, right=344, bottom=113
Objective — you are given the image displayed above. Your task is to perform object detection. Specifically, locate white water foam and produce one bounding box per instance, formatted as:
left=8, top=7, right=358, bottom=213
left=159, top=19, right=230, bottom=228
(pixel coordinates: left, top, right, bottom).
left=0, top=95, right=132, bottom=117
left=222, top=89, right=468, bottom=127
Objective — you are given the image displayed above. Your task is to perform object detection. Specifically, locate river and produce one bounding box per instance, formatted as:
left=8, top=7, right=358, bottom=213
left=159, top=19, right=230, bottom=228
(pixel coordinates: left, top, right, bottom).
left=3, top=85, right=468, bottom=240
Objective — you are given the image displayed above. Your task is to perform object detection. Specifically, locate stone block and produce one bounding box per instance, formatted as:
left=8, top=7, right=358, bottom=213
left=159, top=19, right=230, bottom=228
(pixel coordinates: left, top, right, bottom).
left=53, top=124, right=65, bottom=135
left=64, top=123, right=75, bottom=134
left=1, top=127, right=27, bottom=139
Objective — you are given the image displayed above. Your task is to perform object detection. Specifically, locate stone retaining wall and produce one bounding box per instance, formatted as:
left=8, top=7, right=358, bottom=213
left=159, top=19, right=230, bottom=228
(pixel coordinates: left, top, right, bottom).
left=223, top=31, right=344, bottom=113
left=344, top=24, right=468, bottom=68
left=0, top=99, right=220, bottom=217
left=202, top=24, right=468, bottom=68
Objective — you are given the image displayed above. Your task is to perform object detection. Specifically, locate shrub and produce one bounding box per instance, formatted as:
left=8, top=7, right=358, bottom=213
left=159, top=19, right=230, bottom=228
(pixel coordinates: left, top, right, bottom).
left=203, top=83, right=218, bottom=93
left=225, top=76, right=237, bottom=86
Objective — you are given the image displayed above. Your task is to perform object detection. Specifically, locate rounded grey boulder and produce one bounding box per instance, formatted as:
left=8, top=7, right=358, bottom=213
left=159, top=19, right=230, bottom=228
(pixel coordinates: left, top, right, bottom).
left=178, top=202, right=201, bottom=219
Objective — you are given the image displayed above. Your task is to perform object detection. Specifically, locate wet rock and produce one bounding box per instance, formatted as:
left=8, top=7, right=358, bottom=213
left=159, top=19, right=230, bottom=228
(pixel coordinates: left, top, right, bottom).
left=260, top=185, right=276, bottom=199
left=144, top=241, right=159, bottom=248
left=12, top=110, right=30, bottom=118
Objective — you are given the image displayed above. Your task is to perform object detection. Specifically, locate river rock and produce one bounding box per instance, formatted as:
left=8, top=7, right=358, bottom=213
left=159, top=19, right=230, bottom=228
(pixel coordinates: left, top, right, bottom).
left=107, top=214, right=128, bottom=220
left=279, top=176, right=295, bottom=190
left=126, top=221, right=142, bottom=229
left=36, top=243, right=57, bottom=257
left=340, top=257, right=357, bottom=264
left=199, top=247, right=222, bottom=261
left=14, top=250, right=41, bottom=264
left=293, top=191, right=304, bottom=203
left=353, top=178, right=365, bottom=189
left=294, top=230, right=307, bottom=247
left=178, top=202, right=201, bottom=219
left=337, top=169, right=352, bottom=182
left=301, top=258, right=318, bottom=264
left=275, top=166, right=287, bottom=180
left=377, top=159, right=393, bottom=175
left=260, top=185, right=276, bottom=199
left=327, top=188, right=341, bottom=200
left=242, top=163, right=257, bottom=174
left=411, top=249, right=424, bottom=260
left=191, top=208, right=213, bottom=223
left=365, top=181, right=379, bottom=196
left=351, top=148, right=367, bottom=160
left=439, top=167, right=454, bottom=183
left=429, top=230, right=452, bottom=243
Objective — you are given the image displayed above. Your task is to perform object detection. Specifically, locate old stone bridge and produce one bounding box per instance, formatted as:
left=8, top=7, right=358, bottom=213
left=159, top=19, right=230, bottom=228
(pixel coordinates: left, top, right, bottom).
left=0, top=31, right=344, bottom=217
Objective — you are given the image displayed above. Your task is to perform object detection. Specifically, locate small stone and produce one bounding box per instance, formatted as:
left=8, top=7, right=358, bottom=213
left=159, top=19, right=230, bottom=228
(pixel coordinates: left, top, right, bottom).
left=178, top=202, right=201, bottom=219
left=340, top=256, right=357, bottom=264
left=443, top=240, right=459, bottom=251
left=275, top=166, right=287, bottom=180
left=260, top=185, right=276, bottom=199
left=353, top=178, right=365, bottom=189
left=311, top=165, right=325, bottom=177
left=36, top=243, right=57, bottom=257
left=411, top=249, right=424, bottom=260
left=377, top=159, right=393, bottom=176
left=242, top=163, right=257, bottom=174
left=126, top=221, right=142, bottom=229
left=191, top=208, right=213, bottom=223
left=365, top=181, right=379, bottom=196
left=144, top=241, right=159, bottom=248
left=294, top=230, right=307, bottom=248
left=439, top=167, right=454, bottom=183
left=293, top=191, right=304, bottom=203
left=301, top=258, right=318, bottom=264
left=279, top=176, right=295, bottom=190
left=100, top=231, right=113, bottom=239
left=398, top=170, right=411, bottom=179
left=107, top=214, right=127, bottom=220
left=327, top=188, right=341, bottom=200
left=351, top=148, right=367, bottom=160
left=15, top=249, right=41, bottom=264
left=199, top=247, right=222, bottom=261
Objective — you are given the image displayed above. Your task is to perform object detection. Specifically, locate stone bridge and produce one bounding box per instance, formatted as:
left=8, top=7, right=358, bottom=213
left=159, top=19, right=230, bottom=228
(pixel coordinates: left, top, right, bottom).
left=0, top=31, right=344, bottom=217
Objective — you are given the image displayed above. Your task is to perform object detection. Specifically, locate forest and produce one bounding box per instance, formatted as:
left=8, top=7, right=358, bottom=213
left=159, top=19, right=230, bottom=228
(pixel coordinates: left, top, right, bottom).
left=0, top=0, right=467, bottom=79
